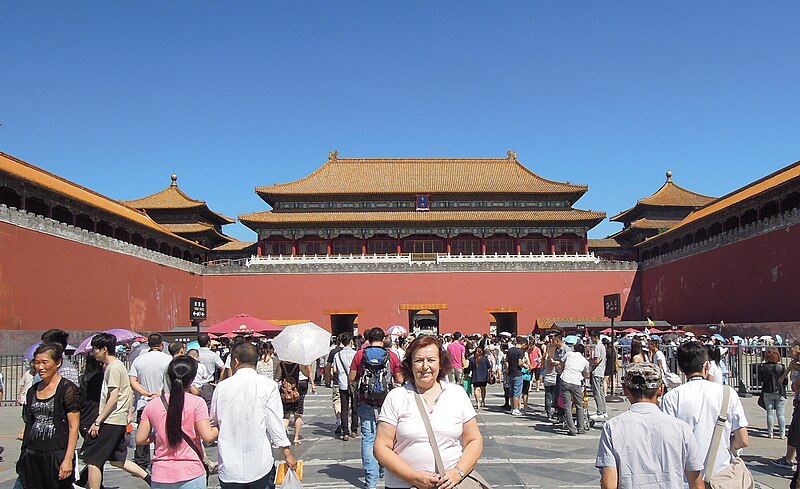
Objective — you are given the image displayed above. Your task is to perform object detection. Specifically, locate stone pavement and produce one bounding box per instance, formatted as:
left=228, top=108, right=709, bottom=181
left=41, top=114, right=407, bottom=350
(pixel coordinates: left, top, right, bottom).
left=0, top=384, right=795, bottom=488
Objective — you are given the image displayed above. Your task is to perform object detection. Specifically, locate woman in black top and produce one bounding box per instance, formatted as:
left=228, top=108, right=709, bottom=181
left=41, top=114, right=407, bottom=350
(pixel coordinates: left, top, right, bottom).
left=278, top=361, right=313, bottom=445
left=759, top=347, right=788, bottom=439
left=74, top=355, right=104, bottom=488
left=469, top=347, right=492, bottom=409
left=17, top=342, right=80, bottom=489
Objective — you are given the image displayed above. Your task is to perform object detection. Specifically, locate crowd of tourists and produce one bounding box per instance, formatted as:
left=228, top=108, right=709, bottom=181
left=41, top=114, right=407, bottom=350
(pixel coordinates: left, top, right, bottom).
left=6, top=326, right=800, bottom=489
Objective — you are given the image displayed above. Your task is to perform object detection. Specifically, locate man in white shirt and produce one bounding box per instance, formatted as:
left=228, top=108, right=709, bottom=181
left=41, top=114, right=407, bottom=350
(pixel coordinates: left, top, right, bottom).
left=197, top=332, right=224, bottom=409
left=589, top=332, right=607, bottom=421
left=128, top=333, right=172, bottom=470
left=560, top=343, right=590, bottom=436
left=211, top=342, right=297, bottom=488
left=596, top=363, right=704, bottom=489
left=661, top=341, right=749, bottom=481
left=333, top=332, right=358, bottom=440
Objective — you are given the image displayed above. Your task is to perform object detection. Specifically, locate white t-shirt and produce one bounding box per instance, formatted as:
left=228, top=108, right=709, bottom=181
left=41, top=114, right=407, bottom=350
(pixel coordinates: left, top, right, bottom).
left=653, top=350, right=669, bottom=373
left=707, top=361, right=724, bottom=384
left=378, top=382, right=477, bottom=488
left=333, top=347, right=356, bottom=390
left=560, top=351, right=590, bottom=385
left=129, top=349, right=173, bottom=411
left=661, top=379, right=748, bottom=478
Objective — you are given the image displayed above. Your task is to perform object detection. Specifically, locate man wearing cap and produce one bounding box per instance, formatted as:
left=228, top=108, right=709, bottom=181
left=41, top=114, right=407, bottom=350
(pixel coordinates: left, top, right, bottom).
left=596, top=363, right=704, bottom=489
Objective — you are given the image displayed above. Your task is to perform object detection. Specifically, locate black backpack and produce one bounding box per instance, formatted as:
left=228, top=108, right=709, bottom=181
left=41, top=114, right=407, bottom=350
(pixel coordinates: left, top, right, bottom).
left=357, top=346, right=394, bottom=405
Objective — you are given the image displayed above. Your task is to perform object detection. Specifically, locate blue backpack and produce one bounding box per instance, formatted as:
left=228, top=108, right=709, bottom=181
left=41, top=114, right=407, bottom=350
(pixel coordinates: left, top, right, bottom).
left=358, top=346, right=393, bottom=404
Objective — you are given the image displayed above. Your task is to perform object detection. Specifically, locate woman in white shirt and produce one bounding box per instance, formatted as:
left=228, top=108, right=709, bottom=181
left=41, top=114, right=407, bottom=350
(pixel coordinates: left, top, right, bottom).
left=374, top=336, right=483, bottom=489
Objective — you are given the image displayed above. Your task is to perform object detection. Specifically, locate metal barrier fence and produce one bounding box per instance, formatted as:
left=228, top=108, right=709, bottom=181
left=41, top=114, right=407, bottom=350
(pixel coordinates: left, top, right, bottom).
left=0, top=354, right=130, bottom=406
left=657, top=344, right=794, bottom=394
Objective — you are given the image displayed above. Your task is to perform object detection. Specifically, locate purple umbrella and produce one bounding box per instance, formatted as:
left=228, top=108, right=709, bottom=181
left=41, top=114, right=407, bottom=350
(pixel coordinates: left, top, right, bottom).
left=24, top=341, right=77, bottom=362
left=75, top=328, right=143, bottom=355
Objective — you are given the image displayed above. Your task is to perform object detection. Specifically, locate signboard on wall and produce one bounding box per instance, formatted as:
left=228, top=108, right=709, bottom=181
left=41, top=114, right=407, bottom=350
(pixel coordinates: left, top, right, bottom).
left=603, top=293, right=621, bottom=319
left=190, top=297, right=207, bottom=322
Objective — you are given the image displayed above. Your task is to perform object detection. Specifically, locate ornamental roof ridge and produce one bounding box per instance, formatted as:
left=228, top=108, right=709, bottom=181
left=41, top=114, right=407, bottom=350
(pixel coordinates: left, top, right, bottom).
left=255, top=152, right=589, bottom=203
left=123, top=174, right=235, bottom=224
left=611, top=170, right=715, bottom=222
left=0, top=150, right=207, bottom=250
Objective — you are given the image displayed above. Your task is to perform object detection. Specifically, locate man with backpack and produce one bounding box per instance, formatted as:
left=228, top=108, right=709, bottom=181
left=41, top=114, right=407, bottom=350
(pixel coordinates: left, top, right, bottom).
left=348, top=327, right=403, bottom=489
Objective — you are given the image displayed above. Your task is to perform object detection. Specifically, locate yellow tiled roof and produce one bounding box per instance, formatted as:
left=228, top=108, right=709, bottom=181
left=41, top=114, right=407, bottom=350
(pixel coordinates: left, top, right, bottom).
left=628, top=218, right=680, bottom=230
left=123, top=176, right=234, bottom=224
left=160, top=223, right=234, bottom=242
left=612, top=172, right=714, bottom=222
left=239, top=209, right=605, bottom=226
left=213, top=240, right=257, bottom=251
left=256, top=153, right=588, bottom=200
left=638, top=159, right=800, bottom=246
left=588, top=238, right=628, bottom=248
left=0, top=151, right=206, bottom=250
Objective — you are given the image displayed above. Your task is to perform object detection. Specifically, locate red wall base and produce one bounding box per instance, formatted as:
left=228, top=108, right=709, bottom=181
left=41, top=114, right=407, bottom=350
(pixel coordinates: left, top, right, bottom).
left=641, top=223, right=800, bottom=324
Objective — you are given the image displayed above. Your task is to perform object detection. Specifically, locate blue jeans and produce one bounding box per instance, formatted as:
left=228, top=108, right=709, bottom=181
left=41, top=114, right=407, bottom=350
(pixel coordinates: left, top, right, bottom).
left=358, top=402, right=382, bottom=488
left=763, top=392, right=786, bottom=436
left=153, top=474, right=207, bottom=489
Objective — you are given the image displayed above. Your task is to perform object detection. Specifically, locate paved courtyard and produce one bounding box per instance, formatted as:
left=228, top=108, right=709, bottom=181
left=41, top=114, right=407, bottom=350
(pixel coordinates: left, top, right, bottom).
left=0, top=384, right=795, bottom=488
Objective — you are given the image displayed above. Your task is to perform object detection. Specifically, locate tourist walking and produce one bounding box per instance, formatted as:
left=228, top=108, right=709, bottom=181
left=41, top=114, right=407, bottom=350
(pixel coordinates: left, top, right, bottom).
left=446, top=332, right=466, bottom=385
left=16, top=343, right=80, bottom=489
left=136, top=356, right=219, bottom=489
left=773, top=344, right=800, bottom=468
left=348, top=327, right=403, bottom=489
left=589, top=332, right=607, bottom=422
left=529, top=340, right=543, bottom=392
left=560, top=343, right=590, bottom=436
left=333, top=332, right=358, bottom=440
left=277, top=360, right=314, bottom=446
left=128, top=332, right=172, bottom=470
left=195, top=333, right=224, bottom=410
left=211, top=342, right=297, bottom=489
left=73, top=355, right=104, bottom=489
left=325, top=335, right=345, bottom=435
left=506, top=337, right=527, bottom=415
left=595, top=362, right=704, bottom=489
left=256, top=342, right=278, bottom=380
left=40, top=329, right=81, bottom=385
left=374, top=335, right=484, bottom=489
left=661, top=341, right=749, bottom=481
left=758, top=347, right=788, bottom=439
left=83, top=333, right=151, bottom=489
left=469, top=347, right=492, bottom=409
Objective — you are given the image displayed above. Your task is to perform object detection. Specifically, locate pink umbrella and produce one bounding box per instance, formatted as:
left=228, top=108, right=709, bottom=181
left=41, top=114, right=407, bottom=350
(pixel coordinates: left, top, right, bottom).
left=203, top=313, right=283, bottom=334
left=75, top=328, right=143, bottom=354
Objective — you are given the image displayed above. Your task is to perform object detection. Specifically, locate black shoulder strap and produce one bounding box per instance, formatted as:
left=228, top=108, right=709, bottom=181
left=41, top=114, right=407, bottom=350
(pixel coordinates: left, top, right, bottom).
left=159, top=394, right=205, bottom=463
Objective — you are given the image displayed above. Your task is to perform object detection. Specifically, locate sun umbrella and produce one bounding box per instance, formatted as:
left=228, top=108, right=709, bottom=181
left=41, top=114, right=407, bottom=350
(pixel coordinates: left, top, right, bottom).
left=712, top=333, right=726, bottom=342
left=649, top=334, right=662, bottom=341
left=776, top=335, right=783, bottom=345
left=661, top=333, right=679, bottom=342
left=498, top=331, right=513, bottom=337
left=564, top=335, right=580, bottom=344
left=75, top=328, right=143, bottom=355
left=272, top=322, right=331, bottom=365
left=386, top=325, right=408, bottom=335
left=23, top=341, right=77, bottom=362
left=759, top=335, right=773, bottom=340
left=186, top=340, right=200, bottom=351
left=203, top=314, right=282, bottom=334
left=732, top=335, right=744, bottom=344
left=617, top=338, right=632, bottom=346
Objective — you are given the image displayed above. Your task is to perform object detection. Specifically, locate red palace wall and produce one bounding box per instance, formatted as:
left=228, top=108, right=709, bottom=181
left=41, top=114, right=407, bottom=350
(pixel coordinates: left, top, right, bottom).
left=203, top=270, right=638, bottom=334
left=641, top=223, right=800, bottom=325
left=0, top=222, right=203, bottom=332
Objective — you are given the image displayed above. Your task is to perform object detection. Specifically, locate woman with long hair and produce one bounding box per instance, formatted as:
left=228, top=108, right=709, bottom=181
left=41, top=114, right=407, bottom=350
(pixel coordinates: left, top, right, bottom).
left=468, top=347, right=492, bottom=409
left=17, top=342, right=80, bottom=489
left=630, top=339, right=648, bottom=364
left=256, top=342, right=278, bottom=380
left=278, top=361, right=314, bottom=446
left=136, top=356, right=218, bottom=489
left=759, top=347, right=788, bottom=439
left=73, top=354, right=104, bottom=488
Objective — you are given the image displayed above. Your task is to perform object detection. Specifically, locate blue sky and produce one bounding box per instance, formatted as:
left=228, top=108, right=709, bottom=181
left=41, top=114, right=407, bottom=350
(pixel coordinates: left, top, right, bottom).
left=2, top=2, right=799, bottom=241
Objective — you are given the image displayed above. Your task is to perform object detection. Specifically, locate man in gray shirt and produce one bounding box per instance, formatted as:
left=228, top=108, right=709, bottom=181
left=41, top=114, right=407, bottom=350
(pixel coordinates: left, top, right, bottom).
left=596, top=363, right=704, bottom=489
left=589, top=332, right=607, bottom=421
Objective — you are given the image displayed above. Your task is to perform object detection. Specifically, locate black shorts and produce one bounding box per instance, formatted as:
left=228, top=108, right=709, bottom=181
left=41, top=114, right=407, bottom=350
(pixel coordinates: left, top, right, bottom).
left=81, top=423, right=128, bottom=466
left=472, top=381, right=488, bottom=388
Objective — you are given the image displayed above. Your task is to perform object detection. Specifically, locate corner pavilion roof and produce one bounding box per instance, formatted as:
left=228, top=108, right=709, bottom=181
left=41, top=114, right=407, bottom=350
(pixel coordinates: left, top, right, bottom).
left=0, top=151, right=206, bottom=250
left=239, top=208, right=606, bottom=227
left=123, top=175, right=234, bottom=225
left=638, top=159, right=800, bottom=247
left=255, top=151, right=588, bottom=204
left=611, top=171, right=715, bottom=222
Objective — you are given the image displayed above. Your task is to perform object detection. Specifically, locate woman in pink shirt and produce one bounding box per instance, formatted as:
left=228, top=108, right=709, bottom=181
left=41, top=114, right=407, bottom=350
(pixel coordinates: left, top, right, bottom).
left=136, top=356, right=219, bottom=489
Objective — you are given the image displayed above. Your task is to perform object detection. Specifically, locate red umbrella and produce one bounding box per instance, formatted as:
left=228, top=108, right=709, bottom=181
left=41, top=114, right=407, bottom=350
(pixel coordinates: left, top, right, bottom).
left=203, top=313, right=283, bottom=334
left=600, top=328, right=612, bottom=334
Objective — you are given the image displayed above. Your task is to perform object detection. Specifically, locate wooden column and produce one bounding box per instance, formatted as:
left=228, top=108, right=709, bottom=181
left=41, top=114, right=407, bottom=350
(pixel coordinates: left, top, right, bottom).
left=515, top=237, right=521, bottom=255
left=257, top=239, right=263, bottom=257
left=362, top=238, right=367, bottom=255
left=396, top=237, right=402, bottom=254
left=549, top=236, right=555, bottom=255
left=583, top=235, right=589, bottom=254
left=327, top=239, right=332, bottom=256
left=480, top=237, right=486, bottom=255
left=446, top=238, right=452, bottom=254
left=291, top=238, right=297, bottom=256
